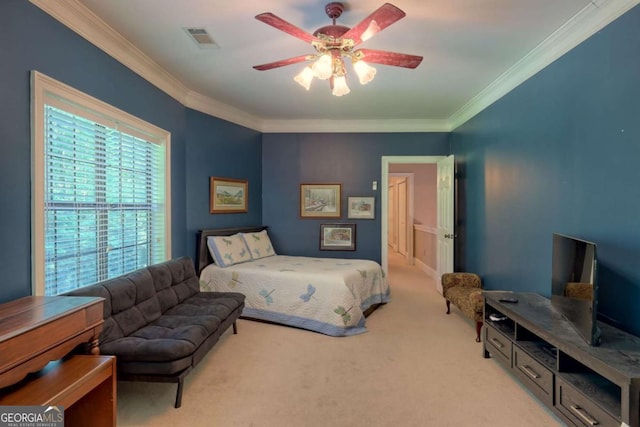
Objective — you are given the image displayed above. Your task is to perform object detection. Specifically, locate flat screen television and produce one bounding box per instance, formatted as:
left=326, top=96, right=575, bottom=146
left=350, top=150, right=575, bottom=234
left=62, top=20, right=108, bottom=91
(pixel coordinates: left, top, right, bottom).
left=551, top=233, right=601, bottom=346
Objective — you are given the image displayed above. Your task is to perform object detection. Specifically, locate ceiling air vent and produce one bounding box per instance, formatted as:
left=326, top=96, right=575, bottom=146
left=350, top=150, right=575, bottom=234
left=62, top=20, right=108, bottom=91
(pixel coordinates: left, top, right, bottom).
left=184, top=27, right=219, bottom=49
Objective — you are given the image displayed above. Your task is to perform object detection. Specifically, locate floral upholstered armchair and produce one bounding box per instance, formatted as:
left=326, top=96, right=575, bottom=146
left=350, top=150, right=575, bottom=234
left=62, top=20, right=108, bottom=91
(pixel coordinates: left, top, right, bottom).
left=441, top=272, right=484, bottom=342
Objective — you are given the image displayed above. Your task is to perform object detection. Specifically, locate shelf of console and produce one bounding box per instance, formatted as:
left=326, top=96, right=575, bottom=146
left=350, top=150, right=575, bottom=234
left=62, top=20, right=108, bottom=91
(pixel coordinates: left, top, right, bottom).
left=482, top=291, right=640, bottom=427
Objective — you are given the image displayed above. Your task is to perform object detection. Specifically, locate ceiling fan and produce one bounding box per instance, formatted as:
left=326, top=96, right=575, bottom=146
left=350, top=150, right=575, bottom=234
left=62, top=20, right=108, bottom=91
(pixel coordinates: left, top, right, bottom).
left=253, top=2, right=423, bottom=96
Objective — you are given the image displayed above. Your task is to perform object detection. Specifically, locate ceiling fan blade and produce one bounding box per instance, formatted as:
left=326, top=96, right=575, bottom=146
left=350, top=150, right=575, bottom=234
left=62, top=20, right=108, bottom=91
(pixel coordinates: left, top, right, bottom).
left=341, top=3, right=406, bottom=46
left=355, top=49, right=423, bottom=69
left=255, top=12, right=319, bottom=44
left=253, top=55, right=312, bottom=71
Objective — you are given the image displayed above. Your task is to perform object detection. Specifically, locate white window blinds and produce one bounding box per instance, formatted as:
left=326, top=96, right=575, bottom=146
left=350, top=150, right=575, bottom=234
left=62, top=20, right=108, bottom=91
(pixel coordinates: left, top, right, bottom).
left=32, top=71, right=171, bottom=296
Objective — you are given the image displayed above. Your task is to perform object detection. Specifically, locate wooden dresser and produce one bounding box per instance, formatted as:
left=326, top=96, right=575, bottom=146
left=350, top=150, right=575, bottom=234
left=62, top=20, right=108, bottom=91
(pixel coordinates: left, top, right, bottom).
left=0, top=296, right=116, bottom=426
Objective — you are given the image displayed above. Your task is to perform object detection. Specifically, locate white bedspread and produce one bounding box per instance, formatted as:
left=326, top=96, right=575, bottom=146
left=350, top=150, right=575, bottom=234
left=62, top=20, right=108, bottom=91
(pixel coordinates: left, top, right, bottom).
left=199, top=255, right=390, bottom=336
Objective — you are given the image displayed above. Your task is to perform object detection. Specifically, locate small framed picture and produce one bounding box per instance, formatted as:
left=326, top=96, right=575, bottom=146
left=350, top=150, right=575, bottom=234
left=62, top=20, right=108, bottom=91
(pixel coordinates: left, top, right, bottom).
left=320, top=223, right=356, bottom=251
left=347, top=197, right=375, bottom=219
left=210, top=177, right=248, bottom=214
left=300, top=183, right=342, bottom=218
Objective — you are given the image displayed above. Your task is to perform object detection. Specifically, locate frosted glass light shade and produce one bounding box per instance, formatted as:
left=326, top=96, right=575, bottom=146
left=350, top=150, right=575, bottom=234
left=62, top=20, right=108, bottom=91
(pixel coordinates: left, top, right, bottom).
left=294, top=66, right=314, bottom=90
left=353, top=61, right=377, bottom=85
left=311, top=54, right=332, bottom=80
left=332, top=75, right=350, bottom=96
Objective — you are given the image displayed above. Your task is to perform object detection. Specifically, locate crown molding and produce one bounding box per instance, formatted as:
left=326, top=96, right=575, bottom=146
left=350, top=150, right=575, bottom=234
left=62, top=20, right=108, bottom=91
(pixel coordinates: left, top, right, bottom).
left=448, top=0, right=640, bottom=131
left=31, top=0, right=639, bottom=134
left=30, top=0, right=190, bottom=104
left=29, top=0, right=265, bottom=131
left=183, top=91, right=265, bottom=131
left=27, top=0, right=450, bottom=133
left=260, top=118, right=451, bottom=133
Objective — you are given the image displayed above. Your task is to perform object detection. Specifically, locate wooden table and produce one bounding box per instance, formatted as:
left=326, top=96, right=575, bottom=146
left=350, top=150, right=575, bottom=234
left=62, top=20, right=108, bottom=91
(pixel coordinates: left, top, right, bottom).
left=0, top=296, right=104, bottom=388
left=0, top=295, right=114, bottom=426
left=0, top=355, right=116, bottom=427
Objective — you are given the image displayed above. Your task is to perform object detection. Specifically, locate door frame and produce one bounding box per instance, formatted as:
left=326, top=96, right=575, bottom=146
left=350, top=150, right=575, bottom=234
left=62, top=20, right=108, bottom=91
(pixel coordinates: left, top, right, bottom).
left=381, top=156, right=446, bottom=276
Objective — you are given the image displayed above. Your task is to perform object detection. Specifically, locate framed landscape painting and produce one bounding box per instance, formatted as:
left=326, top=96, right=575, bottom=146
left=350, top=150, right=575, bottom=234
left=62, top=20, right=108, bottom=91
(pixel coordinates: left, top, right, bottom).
left=347, top=196, right=375, bottom=219
left=210, top=177, right=248, bottom=214
left=320, top=223, right=356, bottom=251
left=300, top=183, right=341, bottom=218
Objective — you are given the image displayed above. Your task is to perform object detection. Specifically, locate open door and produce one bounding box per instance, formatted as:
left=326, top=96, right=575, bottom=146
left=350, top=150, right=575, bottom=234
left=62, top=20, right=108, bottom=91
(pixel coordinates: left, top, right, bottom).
left=436, top=155, right=455, bottom=294
left=381, top=156, right=450, bottom=278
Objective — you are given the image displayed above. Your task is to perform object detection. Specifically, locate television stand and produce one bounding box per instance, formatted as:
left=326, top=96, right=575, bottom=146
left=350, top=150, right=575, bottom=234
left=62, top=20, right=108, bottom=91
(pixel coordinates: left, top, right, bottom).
left=483, top=291, right=640, bottom=427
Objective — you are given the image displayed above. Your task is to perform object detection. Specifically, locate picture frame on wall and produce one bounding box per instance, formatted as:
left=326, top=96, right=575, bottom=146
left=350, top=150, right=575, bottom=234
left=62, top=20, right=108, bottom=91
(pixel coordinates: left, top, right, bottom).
left=347, top=196, right=375, bottom=219
left=300, top=183, right=342, bottom=218
left=210, top=177, right=248, bottom=214
left=320, top=223, right=356, bottom=251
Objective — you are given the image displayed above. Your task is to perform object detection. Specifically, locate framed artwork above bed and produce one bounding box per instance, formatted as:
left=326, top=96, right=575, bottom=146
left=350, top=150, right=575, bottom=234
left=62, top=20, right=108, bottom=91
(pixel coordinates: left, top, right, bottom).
left=347, top=197, right=375, bottom=219
left=300, top=183, right=341, bottom=218
left=210, top=177, right=248, bottom=214
left=320, top=223, right=356, bottom=251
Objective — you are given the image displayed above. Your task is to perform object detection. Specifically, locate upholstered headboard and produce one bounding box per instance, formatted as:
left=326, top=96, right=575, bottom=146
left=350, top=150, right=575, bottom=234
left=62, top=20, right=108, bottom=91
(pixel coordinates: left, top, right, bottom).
left=196, top=226, right=269, bottom=274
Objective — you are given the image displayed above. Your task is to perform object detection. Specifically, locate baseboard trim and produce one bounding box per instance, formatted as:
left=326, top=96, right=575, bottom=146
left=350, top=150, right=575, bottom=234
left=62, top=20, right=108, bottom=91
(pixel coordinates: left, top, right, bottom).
left=414, top=258, right=437, bottom=280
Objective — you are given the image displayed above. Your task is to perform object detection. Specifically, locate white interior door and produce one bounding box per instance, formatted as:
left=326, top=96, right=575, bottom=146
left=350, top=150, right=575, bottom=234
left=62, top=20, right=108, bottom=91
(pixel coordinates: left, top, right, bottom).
left=397, top=178, right=408, bottom=257
left=436, top=155, right=455, bottom=294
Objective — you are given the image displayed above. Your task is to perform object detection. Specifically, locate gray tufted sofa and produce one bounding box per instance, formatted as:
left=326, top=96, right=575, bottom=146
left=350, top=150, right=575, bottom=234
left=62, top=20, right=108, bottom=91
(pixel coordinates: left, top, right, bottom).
left=64, top=256, right=244, bottom=408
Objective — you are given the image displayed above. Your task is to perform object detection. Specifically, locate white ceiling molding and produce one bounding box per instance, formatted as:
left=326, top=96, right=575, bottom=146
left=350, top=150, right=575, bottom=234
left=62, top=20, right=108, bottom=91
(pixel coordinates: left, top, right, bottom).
left=30, top=0, right=190, bottom=105
left=29, top=0, right=263, bottom=131
left=31, top=0, right=640, bottom=134
left=448, top=0, right=640, bottom=131
left=184, top=90, right=265, bottom=131
left=260, top=119, right=451, bottom=133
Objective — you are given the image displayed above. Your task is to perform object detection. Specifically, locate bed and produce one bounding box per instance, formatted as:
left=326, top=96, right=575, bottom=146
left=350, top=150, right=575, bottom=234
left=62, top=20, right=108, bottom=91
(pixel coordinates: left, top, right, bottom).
left=196, top=226, right=390, bottom=336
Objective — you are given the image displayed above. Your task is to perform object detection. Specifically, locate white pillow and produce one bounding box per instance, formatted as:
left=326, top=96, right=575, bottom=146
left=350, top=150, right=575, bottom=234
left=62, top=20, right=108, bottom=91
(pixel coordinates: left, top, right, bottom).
left=240, top=230, right=276, bottom=260
left=207, top=234, right=252, bottom=267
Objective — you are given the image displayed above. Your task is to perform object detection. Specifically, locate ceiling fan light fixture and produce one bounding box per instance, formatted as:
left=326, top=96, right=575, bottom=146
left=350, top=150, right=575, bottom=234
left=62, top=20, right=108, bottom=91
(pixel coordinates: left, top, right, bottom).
left=311, top=54, right=332, bottom=80
left=353, top=60, right=376, bottom=85
left=254, top=3, right=421, bottom=97
left=332, top=75, right=350, bottom=96
left=294, top=66, right=314, bottom=90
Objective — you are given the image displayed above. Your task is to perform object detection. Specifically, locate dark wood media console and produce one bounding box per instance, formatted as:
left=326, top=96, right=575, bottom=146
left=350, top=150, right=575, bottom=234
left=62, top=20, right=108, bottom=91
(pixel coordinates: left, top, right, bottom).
left=483, top=291, right=640, bottom=427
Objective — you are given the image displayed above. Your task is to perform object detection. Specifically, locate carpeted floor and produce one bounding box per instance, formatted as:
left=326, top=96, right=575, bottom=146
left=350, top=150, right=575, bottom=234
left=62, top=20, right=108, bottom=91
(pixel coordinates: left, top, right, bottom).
left=116, top=251, right=565, bottom=426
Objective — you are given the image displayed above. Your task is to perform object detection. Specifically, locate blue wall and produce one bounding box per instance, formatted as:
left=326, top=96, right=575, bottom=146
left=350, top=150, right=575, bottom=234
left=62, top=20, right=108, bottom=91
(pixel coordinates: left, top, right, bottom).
left=262, top=133, right=449, bottom=262
left=0, top=1, right=185, bottom=302
left=185, top=109, right=262, bottom=260
left=0, top=1, right=261, bottom=302
left=451, top=5, right=640, bottom=335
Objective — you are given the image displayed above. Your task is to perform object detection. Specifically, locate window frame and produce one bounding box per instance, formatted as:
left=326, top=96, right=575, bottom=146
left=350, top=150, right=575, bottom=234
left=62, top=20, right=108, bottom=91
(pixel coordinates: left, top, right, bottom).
left=31, top=70, right=172, bottom=296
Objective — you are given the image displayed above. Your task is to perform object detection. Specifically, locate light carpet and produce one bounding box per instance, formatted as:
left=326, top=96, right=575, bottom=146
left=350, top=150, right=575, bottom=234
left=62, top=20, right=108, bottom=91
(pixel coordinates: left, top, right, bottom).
left=116, top=252, right=564, bottom=426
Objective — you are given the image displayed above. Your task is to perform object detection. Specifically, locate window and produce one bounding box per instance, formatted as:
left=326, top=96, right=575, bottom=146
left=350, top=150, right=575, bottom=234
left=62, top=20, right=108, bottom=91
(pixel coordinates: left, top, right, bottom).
left=32, top=71, right=171, bottom=296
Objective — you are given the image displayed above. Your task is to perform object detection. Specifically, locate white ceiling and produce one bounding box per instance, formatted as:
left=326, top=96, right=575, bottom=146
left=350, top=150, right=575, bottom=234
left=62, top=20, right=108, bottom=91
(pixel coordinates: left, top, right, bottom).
left=37, top=0, right=638, bottom=132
